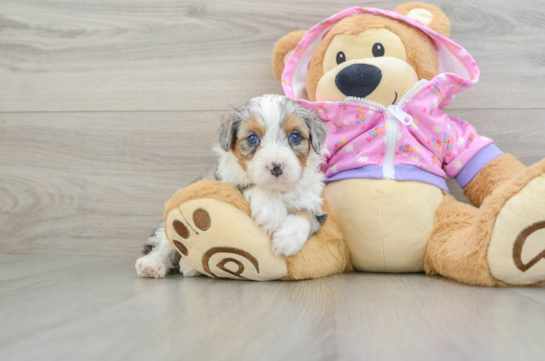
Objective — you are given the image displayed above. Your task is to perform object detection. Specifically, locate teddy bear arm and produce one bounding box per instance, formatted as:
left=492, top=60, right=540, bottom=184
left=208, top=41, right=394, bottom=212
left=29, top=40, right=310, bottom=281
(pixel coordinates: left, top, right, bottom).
left=463, top=153, right=526, bottom=208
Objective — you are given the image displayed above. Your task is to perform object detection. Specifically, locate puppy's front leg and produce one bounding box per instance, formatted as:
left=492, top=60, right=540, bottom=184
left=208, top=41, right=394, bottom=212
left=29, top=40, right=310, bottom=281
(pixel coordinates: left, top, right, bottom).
left=246, top=188, right=288, bottom=236
left=272, top=211, right=327, bottom=257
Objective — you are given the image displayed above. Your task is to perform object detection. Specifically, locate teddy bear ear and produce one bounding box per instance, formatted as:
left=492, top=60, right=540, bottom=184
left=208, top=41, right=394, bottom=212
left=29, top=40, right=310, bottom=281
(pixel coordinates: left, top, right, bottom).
left=394, top=2, right=451, bottom=37
left=272, top=30, right=307, bottom=81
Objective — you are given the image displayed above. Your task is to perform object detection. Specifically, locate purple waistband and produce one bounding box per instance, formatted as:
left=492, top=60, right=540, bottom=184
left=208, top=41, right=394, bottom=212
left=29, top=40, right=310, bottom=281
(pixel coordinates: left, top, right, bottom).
left=324, top=144, right=503, bottom=192
left=325, top=164, right=449, bottom=191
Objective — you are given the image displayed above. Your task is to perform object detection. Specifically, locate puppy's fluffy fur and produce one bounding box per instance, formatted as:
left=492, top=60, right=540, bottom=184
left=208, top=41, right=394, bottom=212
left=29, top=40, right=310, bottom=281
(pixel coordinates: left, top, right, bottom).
left=136, top=94, right=328, bottom=278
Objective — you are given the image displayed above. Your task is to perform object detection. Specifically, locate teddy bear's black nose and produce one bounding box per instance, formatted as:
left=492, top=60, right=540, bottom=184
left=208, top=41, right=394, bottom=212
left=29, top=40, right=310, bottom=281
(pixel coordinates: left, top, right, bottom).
left=335, top=63, right=382, bottom=99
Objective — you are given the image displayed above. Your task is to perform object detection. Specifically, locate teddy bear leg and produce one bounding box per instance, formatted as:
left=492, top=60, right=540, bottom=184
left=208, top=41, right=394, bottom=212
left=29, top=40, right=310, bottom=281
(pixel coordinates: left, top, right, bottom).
left=425, top=159, right=545, bottom=286
left=424, top=193, right=496, bottom=286
left=163, top=180, right=350, bottom=281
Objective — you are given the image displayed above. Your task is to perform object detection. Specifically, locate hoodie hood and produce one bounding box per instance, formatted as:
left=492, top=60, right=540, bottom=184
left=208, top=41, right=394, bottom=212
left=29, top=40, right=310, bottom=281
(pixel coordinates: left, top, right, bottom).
left=281, top=6, right=480, bottom=108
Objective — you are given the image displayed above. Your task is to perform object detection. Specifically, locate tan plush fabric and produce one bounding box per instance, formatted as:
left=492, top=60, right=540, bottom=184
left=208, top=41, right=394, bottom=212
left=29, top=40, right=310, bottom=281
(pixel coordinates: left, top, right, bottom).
left=426, top=158, right=545, bottom=287
left=394, top=2, right=451, bottom=37
left=424, top=192, right=495, bottom=286
left=463, top=153, right=526, bottom=207
left=325, top=179, right=443, bottom=272
left=163, top=179, right=250, bottom=225
left=488, top=176, right=545, bottom=285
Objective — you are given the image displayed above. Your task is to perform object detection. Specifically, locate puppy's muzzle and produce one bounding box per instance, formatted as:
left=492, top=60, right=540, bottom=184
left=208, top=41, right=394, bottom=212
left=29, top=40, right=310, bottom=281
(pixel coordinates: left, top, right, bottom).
left=268, top=162, right=284, bottom=177
left=335, top=63, right=382, bottom=99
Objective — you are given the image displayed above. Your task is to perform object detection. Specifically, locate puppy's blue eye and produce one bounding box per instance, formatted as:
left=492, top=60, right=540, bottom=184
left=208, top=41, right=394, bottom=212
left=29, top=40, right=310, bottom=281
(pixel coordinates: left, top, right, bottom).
left=247, top=134, right=258, bottom=145
left=290, top=133, right=301, bottom=144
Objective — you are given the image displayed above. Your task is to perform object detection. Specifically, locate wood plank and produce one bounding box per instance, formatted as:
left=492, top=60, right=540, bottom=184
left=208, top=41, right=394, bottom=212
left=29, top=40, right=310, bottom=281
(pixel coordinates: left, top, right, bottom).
left=0, top=111, right=221, bottom=256
left=1, top=0, right=544, bottom=112
left=0, top=255, right=543, bottom=361
left=1, top=109, right=543, bottom=256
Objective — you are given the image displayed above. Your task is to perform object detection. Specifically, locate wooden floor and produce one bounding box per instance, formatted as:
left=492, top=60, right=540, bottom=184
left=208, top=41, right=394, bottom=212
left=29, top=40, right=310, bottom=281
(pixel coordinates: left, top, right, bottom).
left=1, top=0, right=545, bottom=360
left=1, top=254, right=544, bottom=361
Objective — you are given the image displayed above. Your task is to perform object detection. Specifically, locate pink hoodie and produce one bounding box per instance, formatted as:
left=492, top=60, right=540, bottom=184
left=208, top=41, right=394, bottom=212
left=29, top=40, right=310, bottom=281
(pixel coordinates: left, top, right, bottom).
left=281, top=7, right=502, bottom=191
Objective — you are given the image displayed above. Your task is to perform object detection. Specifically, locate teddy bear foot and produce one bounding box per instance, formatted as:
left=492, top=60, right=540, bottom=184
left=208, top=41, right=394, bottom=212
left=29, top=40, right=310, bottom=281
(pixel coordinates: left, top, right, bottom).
left=164, top=195, right=288, bottom=281
left=487, top=159, right=545, bottom=286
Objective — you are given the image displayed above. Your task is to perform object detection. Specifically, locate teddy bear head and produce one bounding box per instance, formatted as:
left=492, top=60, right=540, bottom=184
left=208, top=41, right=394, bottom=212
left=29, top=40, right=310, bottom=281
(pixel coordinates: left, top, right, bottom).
left=272, top=2, right=451, bottom=106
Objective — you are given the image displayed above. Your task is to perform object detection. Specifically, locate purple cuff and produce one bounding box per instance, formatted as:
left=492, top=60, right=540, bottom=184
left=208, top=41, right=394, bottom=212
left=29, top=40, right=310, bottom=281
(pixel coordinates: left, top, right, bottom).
left=455, top=144, right=503, bottom=188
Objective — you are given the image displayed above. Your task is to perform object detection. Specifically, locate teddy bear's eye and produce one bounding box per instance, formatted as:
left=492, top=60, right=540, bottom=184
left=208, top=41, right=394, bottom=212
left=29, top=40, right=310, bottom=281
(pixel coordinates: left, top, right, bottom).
left=336, top=51, right=346, bottom=65
left=372, top=43, right=385, bottom=57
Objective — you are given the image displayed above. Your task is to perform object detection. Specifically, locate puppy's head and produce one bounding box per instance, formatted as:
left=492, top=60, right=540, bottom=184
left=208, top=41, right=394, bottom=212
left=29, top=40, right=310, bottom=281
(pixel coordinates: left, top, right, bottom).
left=218, top=94, right=327, bottom=189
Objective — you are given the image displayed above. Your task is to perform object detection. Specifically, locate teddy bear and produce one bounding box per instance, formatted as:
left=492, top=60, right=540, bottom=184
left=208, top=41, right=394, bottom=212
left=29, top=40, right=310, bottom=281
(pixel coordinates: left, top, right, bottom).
left=162, top=2, right=545, bottom=286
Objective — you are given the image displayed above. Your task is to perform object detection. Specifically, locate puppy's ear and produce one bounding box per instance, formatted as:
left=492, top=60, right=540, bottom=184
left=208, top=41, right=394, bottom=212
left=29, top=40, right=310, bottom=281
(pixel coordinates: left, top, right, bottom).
left=218, top=107, right=242, bottom=151
left=395, top=2, right=451, bottom=37
left=272, top=30, right=307, bottom=81
left=300, top=110, right=328, bottom=154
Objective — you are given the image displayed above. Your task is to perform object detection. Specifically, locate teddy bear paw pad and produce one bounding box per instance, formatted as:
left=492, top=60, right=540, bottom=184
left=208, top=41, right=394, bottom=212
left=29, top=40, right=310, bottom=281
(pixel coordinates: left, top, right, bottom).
left=164, top=198, right=288, bottom=281
left=488, top=175, right=545, bottom=285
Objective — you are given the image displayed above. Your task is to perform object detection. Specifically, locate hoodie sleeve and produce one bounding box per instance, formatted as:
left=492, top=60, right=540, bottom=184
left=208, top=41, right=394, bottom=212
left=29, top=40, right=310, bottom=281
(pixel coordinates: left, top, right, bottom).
left=442, top=116, right=503, bottom=188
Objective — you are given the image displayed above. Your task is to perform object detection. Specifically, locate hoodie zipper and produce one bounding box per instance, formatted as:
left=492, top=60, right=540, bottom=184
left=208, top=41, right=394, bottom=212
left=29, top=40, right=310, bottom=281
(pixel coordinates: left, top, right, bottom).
left=346, top=79, right=428, bottom=180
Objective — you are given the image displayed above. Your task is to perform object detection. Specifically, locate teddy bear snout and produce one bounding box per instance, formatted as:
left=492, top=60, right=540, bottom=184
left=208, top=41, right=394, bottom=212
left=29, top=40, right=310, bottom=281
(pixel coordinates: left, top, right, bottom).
left=335, top=63, right=382, bottom=98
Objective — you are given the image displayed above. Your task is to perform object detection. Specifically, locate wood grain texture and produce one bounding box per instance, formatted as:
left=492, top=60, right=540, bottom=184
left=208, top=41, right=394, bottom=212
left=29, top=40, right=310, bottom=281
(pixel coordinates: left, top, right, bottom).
left=0, top=254, right=544, bottom=361
left=1, top=0, right=545, bottom=111
left=1, top=109, right=544, bottom=256
left=0, top=111, right=221, bottom=256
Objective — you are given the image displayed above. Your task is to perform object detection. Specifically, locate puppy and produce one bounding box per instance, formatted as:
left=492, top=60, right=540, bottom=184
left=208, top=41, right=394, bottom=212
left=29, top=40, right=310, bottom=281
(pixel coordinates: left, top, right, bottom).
left=136, top=94, right=328, bottom=278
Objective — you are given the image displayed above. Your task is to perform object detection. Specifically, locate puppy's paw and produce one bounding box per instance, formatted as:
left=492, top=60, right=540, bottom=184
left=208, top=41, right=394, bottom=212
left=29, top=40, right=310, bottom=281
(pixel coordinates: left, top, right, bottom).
left=179, top=257, right=201, bottom=277
left=251, top=200, right=287, bottom=235
left=135, top=255, right=167, bottom=279
left=271, top=214, right=311, bottom=257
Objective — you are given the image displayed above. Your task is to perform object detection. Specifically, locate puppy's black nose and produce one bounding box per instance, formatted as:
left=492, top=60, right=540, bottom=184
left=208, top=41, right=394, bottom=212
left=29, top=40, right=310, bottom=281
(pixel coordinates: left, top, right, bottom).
left=269, top=162, right=283, bottom=177
left=335, top=63, right=382, bottom=99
